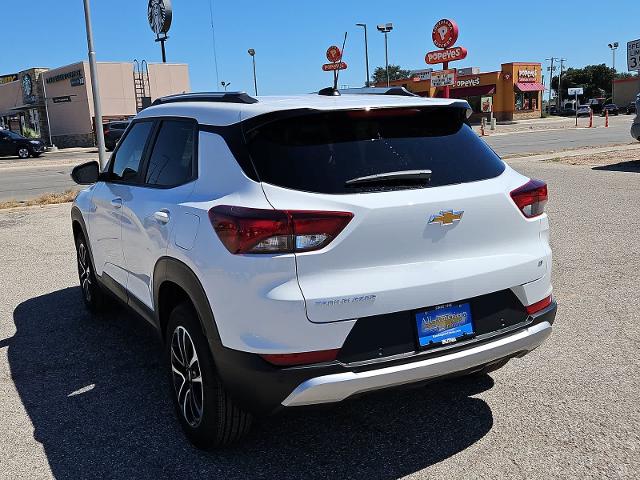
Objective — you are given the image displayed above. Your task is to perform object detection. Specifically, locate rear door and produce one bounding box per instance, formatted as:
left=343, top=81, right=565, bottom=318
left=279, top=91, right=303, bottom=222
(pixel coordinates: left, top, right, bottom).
left=247, top=106, right=549, bottom=323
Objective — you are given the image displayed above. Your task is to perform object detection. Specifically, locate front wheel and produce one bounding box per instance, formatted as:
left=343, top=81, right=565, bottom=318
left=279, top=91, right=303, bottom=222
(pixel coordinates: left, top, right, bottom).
left=166, top=303, right=252, bottom=449
left=17, top=147, right=30, bottom=159
left=75, top=233, right=107, bottom=313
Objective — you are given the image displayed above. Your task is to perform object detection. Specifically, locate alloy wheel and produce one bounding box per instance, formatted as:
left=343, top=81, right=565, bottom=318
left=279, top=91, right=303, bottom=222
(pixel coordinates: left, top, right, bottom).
left=77, top=242, right=92, bottom=303
left=18, top=148, right=29, bottom=159
left=170, top=326, right=204, bottom=428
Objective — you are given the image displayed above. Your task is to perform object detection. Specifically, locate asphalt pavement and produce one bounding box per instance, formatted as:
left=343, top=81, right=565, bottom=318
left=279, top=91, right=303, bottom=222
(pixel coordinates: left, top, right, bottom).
left=0, top=115, right=637, bottom=202
left=0, top=157, right=638, bottom=478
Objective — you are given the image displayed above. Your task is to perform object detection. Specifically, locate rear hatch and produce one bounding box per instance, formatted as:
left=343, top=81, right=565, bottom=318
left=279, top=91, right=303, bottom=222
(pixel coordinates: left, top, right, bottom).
left=245, top=104, right=548, bottom=323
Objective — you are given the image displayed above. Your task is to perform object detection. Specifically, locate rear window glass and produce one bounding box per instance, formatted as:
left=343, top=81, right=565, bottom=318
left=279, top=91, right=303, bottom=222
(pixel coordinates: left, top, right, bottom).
left=245, top=107, right=505, bottom=194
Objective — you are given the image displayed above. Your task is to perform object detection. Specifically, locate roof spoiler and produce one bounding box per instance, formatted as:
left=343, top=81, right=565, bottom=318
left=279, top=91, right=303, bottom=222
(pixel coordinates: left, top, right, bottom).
left=152, top=92, right=258, bottom=106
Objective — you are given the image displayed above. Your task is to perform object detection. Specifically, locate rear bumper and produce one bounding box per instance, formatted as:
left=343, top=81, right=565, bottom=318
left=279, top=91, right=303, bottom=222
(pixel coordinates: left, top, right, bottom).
left=217, top=302, right=556, bottom=414
left=282, top=318, right=552, bottom=407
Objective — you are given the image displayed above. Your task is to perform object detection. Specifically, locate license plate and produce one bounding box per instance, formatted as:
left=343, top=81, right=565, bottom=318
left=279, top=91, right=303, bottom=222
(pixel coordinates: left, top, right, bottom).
left=415, top=302, right=474, bottom=348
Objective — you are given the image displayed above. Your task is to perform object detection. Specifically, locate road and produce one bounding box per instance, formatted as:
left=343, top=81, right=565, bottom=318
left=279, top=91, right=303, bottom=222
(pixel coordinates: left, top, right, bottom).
left=0, top=115, right=636, bottom=202
left=0, top=158, right=638, bottom=478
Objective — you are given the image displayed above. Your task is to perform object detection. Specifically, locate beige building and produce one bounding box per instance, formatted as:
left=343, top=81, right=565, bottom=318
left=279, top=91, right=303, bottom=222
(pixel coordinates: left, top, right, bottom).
left=612, top=76, right=640, bottom=109
left=0, top=61, right=190, bottom=147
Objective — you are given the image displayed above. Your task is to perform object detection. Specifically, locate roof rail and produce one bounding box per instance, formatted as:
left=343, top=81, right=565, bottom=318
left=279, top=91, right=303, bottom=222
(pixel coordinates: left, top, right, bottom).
left=151, top=92, right=258, bottom=106
left=338, top=87, right=418, bottom=97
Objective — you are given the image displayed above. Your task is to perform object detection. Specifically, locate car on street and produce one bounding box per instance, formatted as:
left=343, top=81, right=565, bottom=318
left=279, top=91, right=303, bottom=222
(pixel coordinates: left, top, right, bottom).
left=576, top=105, right=591, bottom=117
left=624, top=101, right=637, bottom=115
left=631, top=94, right=640, bottom=141
left=601, top=104, right=619, bottom=116
left=70, top=89, right=556, bottom=449
left=0, top=129, right=46, bottom=159
left=103, top=120, right=130, bottom=151
left=560, top=107, right=576, bottom=117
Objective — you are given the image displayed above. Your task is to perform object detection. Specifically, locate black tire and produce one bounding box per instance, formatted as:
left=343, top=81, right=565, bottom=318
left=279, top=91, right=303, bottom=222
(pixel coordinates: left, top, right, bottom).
left=75, top=233, right=107, bottom=313
left=166, top=303, right=252, bottom=449
left=31, top=152, right=42, bottom=158
left=17, top=147, right=30, bottom=159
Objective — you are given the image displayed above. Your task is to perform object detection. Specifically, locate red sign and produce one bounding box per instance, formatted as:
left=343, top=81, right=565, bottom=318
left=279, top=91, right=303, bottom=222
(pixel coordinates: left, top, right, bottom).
left=322, top=62, right=348, bottom=72
left=326, top=45, right=342, bottom=63
left=432, top=19, right=459, bottom=49
left=425, top=47, right=467, bottom=64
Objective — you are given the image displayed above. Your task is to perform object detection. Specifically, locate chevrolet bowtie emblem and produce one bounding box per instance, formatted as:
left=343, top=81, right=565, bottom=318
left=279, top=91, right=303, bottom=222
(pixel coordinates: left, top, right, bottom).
left=428, top=210, right=464, bottom=226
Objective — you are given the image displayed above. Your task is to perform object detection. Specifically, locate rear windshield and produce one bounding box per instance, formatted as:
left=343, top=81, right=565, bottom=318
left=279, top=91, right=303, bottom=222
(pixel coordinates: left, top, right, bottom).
left=245, top=107, right=505, bottom=194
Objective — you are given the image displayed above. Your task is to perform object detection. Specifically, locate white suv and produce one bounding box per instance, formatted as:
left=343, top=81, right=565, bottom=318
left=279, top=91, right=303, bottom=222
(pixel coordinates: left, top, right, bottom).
left=70, top=89, right=556, bottom=449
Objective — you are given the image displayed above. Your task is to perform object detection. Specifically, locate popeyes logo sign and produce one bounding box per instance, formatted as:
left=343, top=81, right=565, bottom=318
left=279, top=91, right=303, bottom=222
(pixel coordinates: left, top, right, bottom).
left=518, top=69, right=537, bottom=82
left=455, top=77, right=480, bottom=88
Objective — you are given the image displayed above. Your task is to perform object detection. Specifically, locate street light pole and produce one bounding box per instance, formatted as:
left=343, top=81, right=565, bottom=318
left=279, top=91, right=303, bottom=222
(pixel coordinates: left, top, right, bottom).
left=608, top=42, right=619, bottom=103
left=247, top=49, right=258, bottom=96
left=82, top=0, right=107, bottom=169
left=377, top=23, right=393, bottom=87
left=545, top=57, right=558, bottom=112
left=558, top=58, right=566, bottom=109
left=356, top=23, right=370, bottom=87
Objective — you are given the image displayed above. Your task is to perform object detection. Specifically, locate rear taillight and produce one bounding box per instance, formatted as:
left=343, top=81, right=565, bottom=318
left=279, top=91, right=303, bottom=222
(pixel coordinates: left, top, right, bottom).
left=208, top=205, right=353, bottom=254
left=526, top=295, right=552, bottom=315
left=510, top=179, right=548, bottom=218
left=260, top=349, right=340, bottom=366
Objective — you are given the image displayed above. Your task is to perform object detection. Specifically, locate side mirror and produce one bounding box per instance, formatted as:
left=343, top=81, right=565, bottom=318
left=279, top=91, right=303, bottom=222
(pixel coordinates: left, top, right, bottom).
left=71, top=161, right=100, bottom=185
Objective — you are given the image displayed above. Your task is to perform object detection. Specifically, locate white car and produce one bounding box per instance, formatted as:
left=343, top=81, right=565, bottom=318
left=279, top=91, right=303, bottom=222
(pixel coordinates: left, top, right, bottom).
left=70, top=89, right=556, bottom=449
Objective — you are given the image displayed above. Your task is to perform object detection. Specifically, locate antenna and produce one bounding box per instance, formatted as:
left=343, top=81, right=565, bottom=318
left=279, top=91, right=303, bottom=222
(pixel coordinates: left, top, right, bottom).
left=334, top=31, right=348, bottom=89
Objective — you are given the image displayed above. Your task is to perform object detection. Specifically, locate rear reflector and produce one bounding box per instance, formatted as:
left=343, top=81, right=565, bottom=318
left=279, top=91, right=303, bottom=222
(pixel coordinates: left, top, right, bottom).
left=510, top=179, right=548, bottom=218
left=209, top=206, right=353, bottom=254
left=260, top=349, right=340, bottom=366
left=526, top=295, right=552, bottom=315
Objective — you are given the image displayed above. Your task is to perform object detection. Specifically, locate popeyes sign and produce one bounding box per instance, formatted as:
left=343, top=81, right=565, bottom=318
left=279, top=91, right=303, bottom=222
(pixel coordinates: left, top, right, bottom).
left=425, top=19, right=466, bottom=98
left=425, top=46, right=467, bottom=64
left=518, top=69, right=537, bottom=82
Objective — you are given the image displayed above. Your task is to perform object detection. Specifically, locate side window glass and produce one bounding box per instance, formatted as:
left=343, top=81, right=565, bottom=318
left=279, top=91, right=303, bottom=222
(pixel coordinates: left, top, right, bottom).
left=111, top=121, right=153, bottom=182
left=145, top=120, right=195, bottom=187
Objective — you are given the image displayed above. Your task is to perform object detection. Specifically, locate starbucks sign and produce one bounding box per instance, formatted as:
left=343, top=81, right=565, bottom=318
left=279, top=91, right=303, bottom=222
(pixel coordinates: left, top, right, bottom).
left=148, top=0, right=172, bottom=35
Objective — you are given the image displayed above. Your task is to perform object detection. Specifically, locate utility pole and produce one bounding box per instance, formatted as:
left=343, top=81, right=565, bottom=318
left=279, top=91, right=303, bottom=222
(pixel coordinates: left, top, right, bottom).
left=356, top=23, right=370, bottom=87
left=82, top=0, right=107, bottom=169
left=558, top=58, right=566, bottom=109
left=545, top=57, right=558, bottom=111
left=608, top=42, right=619, bottom=102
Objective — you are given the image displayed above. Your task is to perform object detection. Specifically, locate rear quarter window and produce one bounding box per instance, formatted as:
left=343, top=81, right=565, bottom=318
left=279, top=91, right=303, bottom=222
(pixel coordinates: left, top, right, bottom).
left=245, top=107, right=505, bottom=194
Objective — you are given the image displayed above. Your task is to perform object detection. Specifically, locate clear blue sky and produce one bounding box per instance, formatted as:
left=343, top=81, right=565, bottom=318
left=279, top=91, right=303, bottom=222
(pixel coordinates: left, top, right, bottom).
left=2, top=0, right=639, bottom=94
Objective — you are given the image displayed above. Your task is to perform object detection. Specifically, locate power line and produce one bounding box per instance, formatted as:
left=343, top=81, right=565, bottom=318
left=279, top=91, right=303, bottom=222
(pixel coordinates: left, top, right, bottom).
left=208, top=0, right=220, bottom=87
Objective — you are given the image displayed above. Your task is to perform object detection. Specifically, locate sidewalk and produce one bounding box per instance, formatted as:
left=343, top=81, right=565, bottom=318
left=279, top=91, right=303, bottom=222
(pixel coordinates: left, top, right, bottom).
left=506, top=142, right=640, bottom=165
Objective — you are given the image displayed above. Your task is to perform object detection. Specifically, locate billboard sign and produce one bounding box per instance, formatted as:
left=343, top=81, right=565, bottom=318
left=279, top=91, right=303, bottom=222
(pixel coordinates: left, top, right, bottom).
left=322, top=62, right=347, bottom=72
left=431, top=69, right=456, bottom=87
left=567, top=87, right=584, bottom=96
left=425, top=47, right=467, bottom=65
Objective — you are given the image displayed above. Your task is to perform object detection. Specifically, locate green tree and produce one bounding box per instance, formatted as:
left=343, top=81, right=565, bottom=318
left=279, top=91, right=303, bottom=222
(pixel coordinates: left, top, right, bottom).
left=550, top=64, right=615, bottom=99
left=371, top=64, right=411, bottom=84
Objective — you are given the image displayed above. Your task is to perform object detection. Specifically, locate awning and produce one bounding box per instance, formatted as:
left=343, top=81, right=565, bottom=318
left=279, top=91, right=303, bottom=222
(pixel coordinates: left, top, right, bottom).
left=515, top=82, right=545, bottom=92
left=449, top=84, right=496, bottom=98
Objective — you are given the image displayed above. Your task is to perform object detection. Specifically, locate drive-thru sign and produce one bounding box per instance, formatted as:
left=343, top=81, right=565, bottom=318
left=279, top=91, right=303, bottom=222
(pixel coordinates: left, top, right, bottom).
left=628, top=39, right=640, bottom=71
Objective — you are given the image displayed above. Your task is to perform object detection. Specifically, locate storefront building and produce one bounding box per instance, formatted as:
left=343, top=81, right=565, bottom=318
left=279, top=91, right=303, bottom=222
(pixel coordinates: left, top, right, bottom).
left=612, top=76, right=640, bottom=108
left=389, top=62, right=545, bottom=122
left=0, top=61, right=190, bottom=147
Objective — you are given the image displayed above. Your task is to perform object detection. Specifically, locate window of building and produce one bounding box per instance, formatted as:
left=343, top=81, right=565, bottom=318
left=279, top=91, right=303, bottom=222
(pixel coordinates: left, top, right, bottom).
left=110, top=121, right=153, bottom=182
left=144, top=120, right=196, bottom=187
left=515, top=92, right=539, bottom=111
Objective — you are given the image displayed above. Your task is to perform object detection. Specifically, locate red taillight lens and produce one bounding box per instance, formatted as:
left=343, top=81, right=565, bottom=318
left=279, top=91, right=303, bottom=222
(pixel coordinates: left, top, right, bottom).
left=103, top=128, right=110, bottom=135
left=526, top=295, right=552, bottom=315
left=208, top=206, right=353, bottom=254
left=260, top=349, right=340, bottom=366
left=510, top=179, right=548, bottom=218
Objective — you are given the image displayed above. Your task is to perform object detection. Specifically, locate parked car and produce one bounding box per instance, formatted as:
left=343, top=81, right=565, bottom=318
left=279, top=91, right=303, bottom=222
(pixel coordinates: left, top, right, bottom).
left=103, top=120, right=130, bottom=151
left=601, top=104, right=619, bottom=116
left=547, top=105, right=558, bottom=115
left=0, top=130, right=46, bottom=158
left=624, top=102, right=637, bottom=115
left=70, top=90, right=556, bottom=449
left=560, top=107, right=576, bottom=117
left=576, top=105, right=591, bottom=117
left=631, top=94, right=640, bottom=141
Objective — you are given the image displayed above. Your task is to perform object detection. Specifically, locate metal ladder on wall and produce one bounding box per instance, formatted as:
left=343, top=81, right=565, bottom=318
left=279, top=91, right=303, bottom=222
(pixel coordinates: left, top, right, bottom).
left=133, top=59, right=151, bottom=112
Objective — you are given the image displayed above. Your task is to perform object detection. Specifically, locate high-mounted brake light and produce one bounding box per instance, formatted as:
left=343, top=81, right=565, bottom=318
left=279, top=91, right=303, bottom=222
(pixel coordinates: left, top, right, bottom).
left=208, top=206, right=353, bottom=254
left=526, top=295, right=552, bottom=315
left=510, top=179, right=548, bottom=218
left=260, top=349, right=340, bottom=366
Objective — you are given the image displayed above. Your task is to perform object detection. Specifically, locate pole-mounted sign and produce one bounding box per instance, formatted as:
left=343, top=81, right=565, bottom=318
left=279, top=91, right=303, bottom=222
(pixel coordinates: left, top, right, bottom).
left=322, top=37, right=348, bottom=89
left=148, top=0, right=172, bottom=63
left=425, top=18, right=465, bottom=98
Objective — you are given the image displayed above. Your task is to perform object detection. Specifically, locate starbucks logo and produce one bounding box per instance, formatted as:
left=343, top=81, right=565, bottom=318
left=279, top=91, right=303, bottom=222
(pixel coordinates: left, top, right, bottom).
left=148, top=0, right=172, bottom=35
left=22, top=74, right=33, bottom=97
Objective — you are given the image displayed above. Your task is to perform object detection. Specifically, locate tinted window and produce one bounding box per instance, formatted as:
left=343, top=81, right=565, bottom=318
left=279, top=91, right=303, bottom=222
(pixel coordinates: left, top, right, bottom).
left=110, top=122, right=128, bottom=130
left=246, top=107, right=505, bottom=194
left=144, top=120, right=195, bottom=186
left=111, top=121, right=153, bottom=182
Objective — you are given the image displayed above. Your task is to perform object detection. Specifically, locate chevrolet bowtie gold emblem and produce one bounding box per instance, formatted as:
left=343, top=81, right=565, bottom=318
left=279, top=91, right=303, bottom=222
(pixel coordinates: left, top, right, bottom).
left=428, top=210, right=464, bottom=226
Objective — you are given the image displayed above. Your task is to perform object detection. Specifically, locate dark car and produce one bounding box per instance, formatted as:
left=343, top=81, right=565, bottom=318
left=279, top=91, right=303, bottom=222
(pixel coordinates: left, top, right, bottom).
left=601, top=104, right=619, bottom=116
left=103, top=120, right=130, bottom=151
left=0, top=130, right=46, bottom=159
left=625, top=102, right=637, bottom=115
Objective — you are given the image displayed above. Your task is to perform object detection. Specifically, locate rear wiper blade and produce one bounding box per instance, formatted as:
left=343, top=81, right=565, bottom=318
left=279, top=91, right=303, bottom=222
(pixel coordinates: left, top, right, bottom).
left=345, top=170, right=432, bottom=187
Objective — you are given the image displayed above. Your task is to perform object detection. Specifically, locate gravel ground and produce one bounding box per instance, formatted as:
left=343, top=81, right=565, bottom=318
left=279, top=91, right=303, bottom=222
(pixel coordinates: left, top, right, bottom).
left=0, top=159, right=638, bottom=479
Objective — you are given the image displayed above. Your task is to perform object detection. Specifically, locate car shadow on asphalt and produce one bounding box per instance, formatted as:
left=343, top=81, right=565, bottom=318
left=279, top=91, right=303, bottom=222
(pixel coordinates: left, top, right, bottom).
left=9, top=287, right=495, bottom=480
left=593, top=160, right=640, bottom=173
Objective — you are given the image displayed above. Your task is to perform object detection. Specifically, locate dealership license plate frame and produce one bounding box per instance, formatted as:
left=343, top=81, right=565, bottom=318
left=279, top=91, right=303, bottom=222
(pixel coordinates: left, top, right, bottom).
left=414, top=302, right=474, bottom=349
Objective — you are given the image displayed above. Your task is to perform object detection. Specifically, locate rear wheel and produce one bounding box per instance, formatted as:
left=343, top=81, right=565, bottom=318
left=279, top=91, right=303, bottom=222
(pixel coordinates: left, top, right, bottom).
left=75, top=233, right=107, bottom=313
left=166, top=303, right=252, bottom=449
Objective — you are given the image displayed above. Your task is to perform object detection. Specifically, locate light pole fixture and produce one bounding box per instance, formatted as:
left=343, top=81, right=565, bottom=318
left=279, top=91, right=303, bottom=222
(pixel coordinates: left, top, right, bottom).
left=377, top=23, right=393, bottom=87
left=247, top=48, right=258, bottom=96
left=221, top=81, right=231, bottom=91
left=608, top=42, right=619, bottom=102
left=545, top=57, right=559, bottom=111
left=356, top=23, right=370, bottom=87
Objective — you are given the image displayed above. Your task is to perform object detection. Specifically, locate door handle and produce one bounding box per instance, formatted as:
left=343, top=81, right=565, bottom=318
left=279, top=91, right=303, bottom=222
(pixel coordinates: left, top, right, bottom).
left=153, top=209, right=170, bottom=224
left=110, top=197, right=122, bottom=208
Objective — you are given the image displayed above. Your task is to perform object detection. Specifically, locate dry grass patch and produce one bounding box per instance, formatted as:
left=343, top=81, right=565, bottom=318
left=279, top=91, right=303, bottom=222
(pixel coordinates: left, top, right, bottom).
left=0, top=189, right=78, bottom=210
left=541, top=147, right=640, bottom=166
